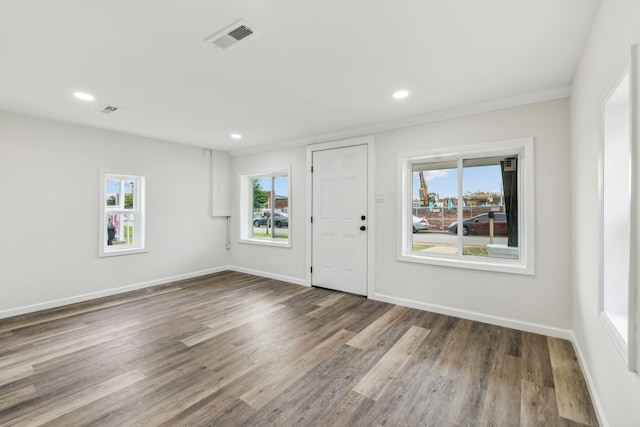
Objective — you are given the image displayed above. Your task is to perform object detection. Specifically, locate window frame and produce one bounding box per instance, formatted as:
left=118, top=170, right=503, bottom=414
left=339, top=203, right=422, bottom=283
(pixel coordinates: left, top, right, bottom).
left=598, top=44, right=637, bottom=371
left=99, top=171, right=146, bottom=257
left=238, top=167, right=291, bottom=248
left=397, top=137, right=535, bottom=275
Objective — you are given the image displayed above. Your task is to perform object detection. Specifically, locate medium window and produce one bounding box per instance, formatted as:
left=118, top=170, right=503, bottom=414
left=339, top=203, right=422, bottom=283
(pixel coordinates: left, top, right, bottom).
left=399, top=138, right=534, bottom=275
left=239, top=169, right=290, bottom=247
left=100, top=173, right=146, bottom=257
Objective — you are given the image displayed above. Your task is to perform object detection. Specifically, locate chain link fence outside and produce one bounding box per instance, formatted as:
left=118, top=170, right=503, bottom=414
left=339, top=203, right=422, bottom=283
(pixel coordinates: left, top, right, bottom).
left=412, top=205, right=506, bottom=232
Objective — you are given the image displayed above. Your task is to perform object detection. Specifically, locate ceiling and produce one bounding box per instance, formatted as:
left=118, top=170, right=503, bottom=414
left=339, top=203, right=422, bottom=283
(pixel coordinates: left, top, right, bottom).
left=0, top=0, right=600, bottom=153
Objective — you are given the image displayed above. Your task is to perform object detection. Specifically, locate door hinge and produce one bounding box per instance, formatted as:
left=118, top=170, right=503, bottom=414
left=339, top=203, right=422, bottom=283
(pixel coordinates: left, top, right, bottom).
left=311, top=166, right=314, bottom=173
left=310, top=216, right=313, bottom=223
left=310, top=266, right=313, bottom=273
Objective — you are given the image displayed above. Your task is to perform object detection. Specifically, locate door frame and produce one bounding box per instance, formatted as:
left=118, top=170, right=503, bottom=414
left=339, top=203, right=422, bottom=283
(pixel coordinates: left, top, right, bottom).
left=305, top=136, right=376, bottom=298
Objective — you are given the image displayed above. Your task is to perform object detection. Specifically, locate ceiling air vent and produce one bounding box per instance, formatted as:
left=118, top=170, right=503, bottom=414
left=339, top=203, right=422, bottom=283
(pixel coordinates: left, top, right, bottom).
left=205, top=20, right=255, bottom=50
left=97, top=105, right=120, bottom=114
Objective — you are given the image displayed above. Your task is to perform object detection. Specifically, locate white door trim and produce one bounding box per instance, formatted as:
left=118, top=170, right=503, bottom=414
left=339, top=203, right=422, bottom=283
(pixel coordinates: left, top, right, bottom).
left=306, top=136, right=375, bottom=298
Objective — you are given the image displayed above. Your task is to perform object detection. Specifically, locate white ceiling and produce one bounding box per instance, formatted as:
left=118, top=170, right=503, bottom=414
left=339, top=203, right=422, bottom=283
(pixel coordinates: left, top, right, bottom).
left=0, top=0, right=600, bottom=152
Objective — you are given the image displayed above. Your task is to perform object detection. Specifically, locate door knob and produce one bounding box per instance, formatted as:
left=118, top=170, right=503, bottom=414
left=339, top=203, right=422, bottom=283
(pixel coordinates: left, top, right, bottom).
left=361, top=215, right=366, bottom=220
left=360, top=226, right=366, bottom=231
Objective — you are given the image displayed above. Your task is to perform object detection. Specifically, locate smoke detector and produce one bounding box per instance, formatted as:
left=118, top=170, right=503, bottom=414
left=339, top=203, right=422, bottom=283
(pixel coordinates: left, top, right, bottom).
left=205, top=20, right=256, bottom=50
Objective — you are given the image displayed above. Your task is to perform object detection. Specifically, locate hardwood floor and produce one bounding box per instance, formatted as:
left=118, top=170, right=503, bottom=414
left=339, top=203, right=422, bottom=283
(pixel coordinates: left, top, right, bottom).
left=0, top=271, right=598, bottom=426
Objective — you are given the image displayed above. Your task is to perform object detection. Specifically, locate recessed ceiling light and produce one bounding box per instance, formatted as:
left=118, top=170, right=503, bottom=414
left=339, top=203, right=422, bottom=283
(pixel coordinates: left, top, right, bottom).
left=230, top=133, right=243, bottom=140
left=74, top=91, right=95, bottom=101
left=393, top=90, right=409, bottom=100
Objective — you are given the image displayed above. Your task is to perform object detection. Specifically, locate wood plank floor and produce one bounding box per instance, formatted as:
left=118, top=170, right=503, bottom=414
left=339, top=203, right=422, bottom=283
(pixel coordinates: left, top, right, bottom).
left=0, top=271, right=598, bottom=426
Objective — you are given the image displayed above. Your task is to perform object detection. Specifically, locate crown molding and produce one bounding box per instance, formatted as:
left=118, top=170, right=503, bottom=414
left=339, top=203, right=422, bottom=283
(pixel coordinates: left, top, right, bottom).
left=229, top=85, right=571, bottom=157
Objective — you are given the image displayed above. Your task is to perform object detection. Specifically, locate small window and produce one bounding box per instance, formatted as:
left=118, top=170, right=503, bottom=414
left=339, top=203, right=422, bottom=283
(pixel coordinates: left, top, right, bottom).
left=99, top=172, right=146, bottom=257
left=399, top=138, right=534, bottom=275
left=239, top=169, right=290, bottom=247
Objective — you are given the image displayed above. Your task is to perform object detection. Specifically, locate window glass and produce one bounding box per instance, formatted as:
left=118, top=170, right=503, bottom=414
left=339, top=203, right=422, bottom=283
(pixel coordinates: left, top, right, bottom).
left=411, top=156, right=519, bottom=260
left=461, top=157, right=517, bottom=259
left=242, top=171, right=290, bottom=245
left=100, top=173, right=145, bottom=257
left=106, top=179, right=119, bottom=207
left=399, top=138, right=533, bottom=275
left=124, top=180, right=135, bottom=209
left=107, top=213, right=135, bottom=245
left=411, top=161, right=458, bottom=255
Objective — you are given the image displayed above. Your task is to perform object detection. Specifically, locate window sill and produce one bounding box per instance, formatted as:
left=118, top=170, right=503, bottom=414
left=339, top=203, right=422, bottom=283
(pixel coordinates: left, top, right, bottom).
left=397, top=252, right=533, bottom=275
left=239, top=238, right=291, bottom=248
left=99, top=247, right=147, bottom=258
left=599, top=311, right=632, bottom=368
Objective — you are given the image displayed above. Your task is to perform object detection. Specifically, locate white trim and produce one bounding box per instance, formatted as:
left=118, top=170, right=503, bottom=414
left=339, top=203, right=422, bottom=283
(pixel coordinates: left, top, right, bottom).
left=373, top=292, right=572, bottom=340
left=599, top=311, right=631, bottom=367
left=397, top=137, right=535, bottom=275
left=0, top=263, right=577, bottom=339
left=227, top=266, right=308, bottom=286
left=306, top=136, right=376, bottom=297
left=238, top=238, right=291, bottom=248
left=229, top=86, right=570, bottom=157
left=0, top=258, right=610, bottom=427
left=598, top=44, right=637, bottom=371
left=238, top=167, right=292, bottom=248
left=99, top=247, right=148, bottom=257
left=632, top=43, right=639, bottom=372
left=569, top=332, right=610, bottom=427
left=1, top=261, right=607, bottom=427
left=0, top=266, right=230, bottom=320
left=99, top=171, right=146, bottom=257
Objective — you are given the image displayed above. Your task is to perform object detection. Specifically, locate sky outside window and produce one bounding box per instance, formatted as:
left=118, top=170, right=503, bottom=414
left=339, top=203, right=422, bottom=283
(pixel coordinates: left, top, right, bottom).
left=412, top=165, right=502, bottom=199
left=256, top=177, right=288, bottom=197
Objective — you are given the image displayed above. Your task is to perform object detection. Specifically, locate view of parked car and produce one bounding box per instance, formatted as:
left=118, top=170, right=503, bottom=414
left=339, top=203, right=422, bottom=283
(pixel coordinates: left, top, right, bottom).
left=448, top=212, right=507, bottom=236
left=254, top=212, right=289, bottom=228
left=412, top=215, right=430, bottom=233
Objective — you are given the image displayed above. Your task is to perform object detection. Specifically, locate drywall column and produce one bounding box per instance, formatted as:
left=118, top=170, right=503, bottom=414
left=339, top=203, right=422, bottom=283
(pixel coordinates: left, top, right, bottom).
left=211, top=150, right=231, bottom=217
left=211, top=150, right=232, bottom=249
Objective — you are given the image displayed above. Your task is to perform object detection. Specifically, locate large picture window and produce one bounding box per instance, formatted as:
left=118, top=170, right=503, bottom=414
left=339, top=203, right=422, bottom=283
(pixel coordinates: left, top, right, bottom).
left=239, top=169, right=290, bottom=247
left=99, top=172, right=146, bottom=257
left=398, top=138, right=534, bottom=275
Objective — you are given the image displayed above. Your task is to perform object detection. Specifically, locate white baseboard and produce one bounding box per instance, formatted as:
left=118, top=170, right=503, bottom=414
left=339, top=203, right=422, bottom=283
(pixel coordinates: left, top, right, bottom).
left=227, top=266, right=308, bottom=287
left=569, top=331, right=609, bottom=427
left=0, top=265, right=609, bottom=427
left=372, top=292, right=573, bottom=340
left=0, top=266, right=231, bottom=320
left=373, top=293, right=608, bottom=425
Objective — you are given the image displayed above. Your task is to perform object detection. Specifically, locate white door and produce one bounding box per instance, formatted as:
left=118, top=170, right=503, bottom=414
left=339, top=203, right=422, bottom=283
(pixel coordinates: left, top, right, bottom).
left=312, top=145, right=368, bottom=295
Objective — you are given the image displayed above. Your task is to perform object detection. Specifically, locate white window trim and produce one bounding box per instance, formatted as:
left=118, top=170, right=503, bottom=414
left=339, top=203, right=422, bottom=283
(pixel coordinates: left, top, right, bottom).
left=99, top=171, right=146, bottom=257
left=597, top=44, right=637, bottom=371
left=397, top=137, right=535, bottom=275
left=238, top=167, right=291, bottom=248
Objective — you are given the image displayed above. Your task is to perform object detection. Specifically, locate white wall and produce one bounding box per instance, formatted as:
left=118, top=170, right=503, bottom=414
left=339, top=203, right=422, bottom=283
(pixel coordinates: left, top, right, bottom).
left=571, top=0, right=640, bottom=425
left=374, top=99, right=572, bottom=331
left=229, top=99, right=573, bottom=334
left=0, top=111, right=230, bottom=316
left=229, top=146, right=307, bottom=283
